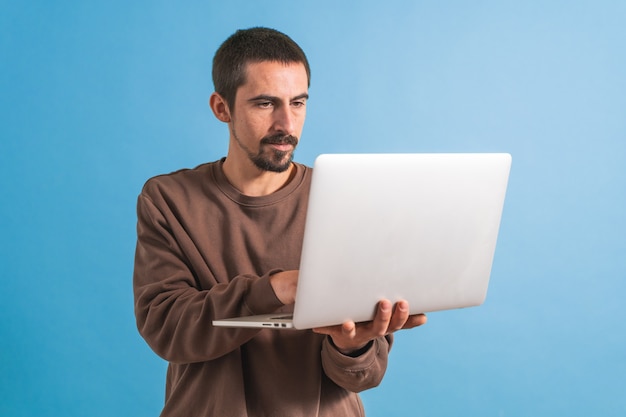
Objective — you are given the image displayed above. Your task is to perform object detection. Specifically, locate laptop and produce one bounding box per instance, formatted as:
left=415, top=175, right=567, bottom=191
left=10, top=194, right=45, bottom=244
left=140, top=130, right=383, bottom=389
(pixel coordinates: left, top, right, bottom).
left=212, top=153, right=511, bottom=330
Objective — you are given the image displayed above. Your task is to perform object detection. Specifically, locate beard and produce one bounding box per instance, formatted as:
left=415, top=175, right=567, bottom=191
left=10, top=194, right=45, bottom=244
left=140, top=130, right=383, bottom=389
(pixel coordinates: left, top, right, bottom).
left=235, top=132, right=299, bottom=173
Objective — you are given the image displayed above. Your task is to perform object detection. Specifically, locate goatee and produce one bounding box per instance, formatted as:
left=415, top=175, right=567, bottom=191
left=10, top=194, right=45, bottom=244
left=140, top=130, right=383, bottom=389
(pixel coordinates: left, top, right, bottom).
left=250, top=134, right=299, bottom=173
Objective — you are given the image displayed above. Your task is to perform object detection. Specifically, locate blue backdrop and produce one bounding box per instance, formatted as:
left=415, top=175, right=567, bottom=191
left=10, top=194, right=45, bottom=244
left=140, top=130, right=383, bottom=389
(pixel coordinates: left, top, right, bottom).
left=1, top=1, right=624, bottom=416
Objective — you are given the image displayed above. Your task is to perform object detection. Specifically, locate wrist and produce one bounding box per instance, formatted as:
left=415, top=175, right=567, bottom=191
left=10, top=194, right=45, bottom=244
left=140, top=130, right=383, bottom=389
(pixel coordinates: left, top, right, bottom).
left=330, top=338, right=373, bottom=357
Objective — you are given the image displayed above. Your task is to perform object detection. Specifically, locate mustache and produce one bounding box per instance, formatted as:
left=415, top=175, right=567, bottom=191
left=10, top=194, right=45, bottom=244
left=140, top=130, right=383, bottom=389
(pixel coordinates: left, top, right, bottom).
left=260, top=134, right=299, bottom=146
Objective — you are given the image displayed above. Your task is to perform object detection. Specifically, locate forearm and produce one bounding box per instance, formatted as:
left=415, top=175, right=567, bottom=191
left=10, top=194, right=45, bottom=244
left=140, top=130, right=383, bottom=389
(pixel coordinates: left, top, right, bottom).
left=134, top=268, right=284, bottom=364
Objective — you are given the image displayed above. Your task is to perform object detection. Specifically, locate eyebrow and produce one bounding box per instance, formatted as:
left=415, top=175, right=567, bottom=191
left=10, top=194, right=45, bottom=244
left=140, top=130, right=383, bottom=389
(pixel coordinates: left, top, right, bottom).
left=248, top=93, right=309, bottom=103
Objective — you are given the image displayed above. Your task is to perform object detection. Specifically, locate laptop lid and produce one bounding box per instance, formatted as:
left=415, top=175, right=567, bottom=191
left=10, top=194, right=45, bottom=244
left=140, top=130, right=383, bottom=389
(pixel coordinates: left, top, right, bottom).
left=213, top=153, right=511, bottom=330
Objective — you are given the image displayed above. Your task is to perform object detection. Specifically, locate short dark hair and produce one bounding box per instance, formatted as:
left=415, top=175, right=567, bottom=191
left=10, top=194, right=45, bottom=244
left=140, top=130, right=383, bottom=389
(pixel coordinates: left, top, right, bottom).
left=212, top=27, right=311, bottom=108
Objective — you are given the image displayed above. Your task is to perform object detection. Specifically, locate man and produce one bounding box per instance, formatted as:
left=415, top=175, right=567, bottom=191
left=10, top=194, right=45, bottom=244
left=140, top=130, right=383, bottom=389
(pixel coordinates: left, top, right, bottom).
left=134, top=27, right=427, bottom=417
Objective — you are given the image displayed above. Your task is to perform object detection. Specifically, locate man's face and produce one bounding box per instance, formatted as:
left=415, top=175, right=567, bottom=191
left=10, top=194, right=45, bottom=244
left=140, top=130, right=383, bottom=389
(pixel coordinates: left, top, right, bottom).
left=228, top=61, right=309, bottom=173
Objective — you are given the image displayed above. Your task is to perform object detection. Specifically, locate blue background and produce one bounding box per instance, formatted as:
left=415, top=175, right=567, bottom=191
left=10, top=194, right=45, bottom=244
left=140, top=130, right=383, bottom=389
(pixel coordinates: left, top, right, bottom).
left=1, top=1, right=624, bottom=416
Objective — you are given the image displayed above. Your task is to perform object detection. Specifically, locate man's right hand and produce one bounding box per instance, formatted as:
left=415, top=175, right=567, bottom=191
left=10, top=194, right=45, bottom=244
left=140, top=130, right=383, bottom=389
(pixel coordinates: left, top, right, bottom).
left=269, top=270, right=299, bottom=305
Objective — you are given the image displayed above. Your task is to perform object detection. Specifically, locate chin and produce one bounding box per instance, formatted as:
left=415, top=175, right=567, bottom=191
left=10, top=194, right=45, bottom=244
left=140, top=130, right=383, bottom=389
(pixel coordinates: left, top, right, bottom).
left=252, top=150, right=294, bottom=173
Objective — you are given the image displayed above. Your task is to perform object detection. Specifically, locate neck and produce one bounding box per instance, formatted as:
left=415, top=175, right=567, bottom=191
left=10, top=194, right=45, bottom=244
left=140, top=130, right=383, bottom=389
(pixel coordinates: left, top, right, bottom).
left=221, top=157, right=296, bottom=197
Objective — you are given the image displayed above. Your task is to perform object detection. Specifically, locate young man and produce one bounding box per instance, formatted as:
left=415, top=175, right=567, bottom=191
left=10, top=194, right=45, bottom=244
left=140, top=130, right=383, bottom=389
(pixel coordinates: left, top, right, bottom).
left=133, top=27, right=426, bottom=417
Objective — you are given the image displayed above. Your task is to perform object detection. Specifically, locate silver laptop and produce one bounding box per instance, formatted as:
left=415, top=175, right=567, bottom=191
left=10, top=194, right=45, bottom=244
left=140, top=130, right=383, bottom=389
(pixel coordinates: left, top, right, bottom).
left=213, top=153, right=511, bottom=330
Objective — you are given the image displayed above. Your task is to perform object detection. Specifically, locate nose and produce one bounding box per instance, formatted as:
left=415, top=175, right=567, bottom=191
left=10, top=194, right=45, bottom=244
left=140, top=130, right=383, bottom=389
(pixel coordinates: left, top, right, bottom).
left=272, top=105, right=296, bottom=135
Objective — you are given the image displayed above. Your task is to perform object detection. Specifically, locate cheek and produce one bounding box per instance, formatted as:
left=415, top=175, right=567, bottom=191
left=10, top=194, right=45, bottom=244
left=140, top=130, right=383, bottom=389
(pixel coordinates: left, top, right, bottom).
left=238, top=113, right=267, bottom=133
left=232, top=117, right=255, bottom=137
left=296, top=114, right=307, bottom=133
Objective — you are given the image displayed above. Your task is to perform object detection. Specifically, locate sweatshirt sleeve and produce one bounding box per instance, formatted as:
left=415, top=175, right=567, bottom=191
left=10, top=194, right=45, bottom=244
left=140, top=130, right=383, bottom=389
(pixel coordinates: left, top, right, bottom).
left=133, top=192, right=284, bottom=364
left=320, top=334, right=393, bottom=393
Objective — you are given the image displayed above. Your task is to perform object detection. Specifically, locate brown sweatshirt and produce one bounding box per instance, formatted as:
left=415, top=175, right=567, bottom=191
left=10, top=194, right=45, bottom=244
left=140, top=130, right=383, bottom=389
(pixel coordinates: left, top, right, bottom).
left=133, top=159, right=392, bottom=417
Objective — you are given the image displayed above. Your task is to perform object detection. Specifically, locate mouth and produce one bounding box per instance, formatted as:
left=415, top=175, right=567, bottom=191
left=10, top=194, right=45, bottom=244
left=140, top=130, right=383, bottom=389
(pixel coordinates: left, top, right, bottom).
left=267, top=143, right=294, bottom=152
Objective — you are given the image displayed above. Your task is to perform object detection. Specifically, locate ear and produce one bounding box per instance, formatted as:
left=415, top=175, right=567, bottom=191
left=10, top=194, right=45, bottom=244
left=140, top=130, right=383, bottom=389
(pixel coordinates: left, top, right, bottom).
left=209, top=92, right=232, bottom=123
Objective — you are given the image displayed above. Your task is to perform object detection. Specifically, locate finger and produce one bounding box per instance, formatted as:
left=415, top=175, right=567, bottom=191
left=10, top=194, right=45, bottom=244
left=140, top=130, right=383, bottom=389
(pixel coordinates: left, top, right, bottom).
left=388, top=300, right=410, bottom=332
left=402, top=313, right=428, bottom=329
left=370, top=299, right=393, bottom=336
left=341, top=321, right=356, bottom=339
left=312, top=324, right=340, bottom=335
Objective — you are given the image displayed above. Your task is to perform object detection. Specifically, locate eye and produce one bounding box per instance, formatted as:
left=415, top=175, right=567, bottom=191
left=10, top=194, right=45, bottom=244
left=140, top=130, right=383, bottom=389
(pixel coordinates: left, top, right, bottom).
left=291, top=100, right=306, bottom=108
left=257, top=101, right=273, bottom=108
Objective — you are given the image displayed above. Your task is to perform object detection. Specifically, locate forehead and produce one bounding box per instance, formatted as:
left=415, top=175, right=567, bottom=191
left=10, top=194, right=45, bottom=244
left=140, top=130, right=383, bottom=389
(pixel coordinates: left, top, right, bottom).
left=239, top=61, right=308, bottom=96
